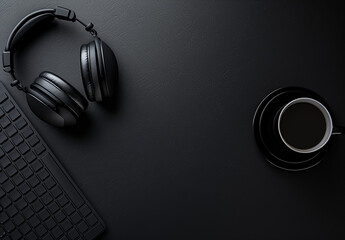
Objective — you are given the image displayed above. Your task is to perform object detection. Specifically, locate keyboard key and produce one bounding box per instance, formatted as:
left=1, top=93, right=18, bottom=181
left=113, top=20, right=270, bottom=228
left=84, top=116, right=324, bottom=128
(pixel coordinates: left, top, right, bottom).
left=64, top=203, right=75, bottom=216
left=22, top=207, right=34, bottom=219
left=13, top=214, right=25, bottom=226
left=0, top=189, right=5, bottom=198
left=0, top=212, right=9, bottom=223
left=2, top=140, right=14, bottom=152
left=15, top=158, right=27, bottom=170
left=32, top=200, right=44, bottom=212
left=16, top=199, right=28, bottom=210
left=0, top=156, right=11, bottom=168
left=7, top=205, right=18, bottom=217
left=22, top=127, right=34, bottom=139
left=18, top=182, right=30, bottom=194
left=54, top=211, right=66, bottom=223
left=42, top=193, right=53, bottom=205
left=38, top=169, right=49, bottom=181
left=5, top=125, right=17, bottom=137
left=26, top=232, right=38, bottom=240
left=57, top=195, right=69, bottom=207
left=52, top=226, right=63, bottom=239
left=28, top=136, right=40, bottom=147
left=45, top=218, right=57, bottom=230
left=3, top=100, right=14, bottom=112
left=0, top=171, right=9, bottom=183
left=35, top=225, right=47, bottom=237
left=29, top=215, right=40, bottom=228
left=25, top=192, right=37, bottom=203
left=68, top=228, right=79, bottom=240
left=24, top=151, right=36, bottom=163
left=18, top=142, right=30, bottom=154
left=61, top=219, right=73, bottom=231
left=0, top=148, right=4, bottom=157
left=42, top=234, right=53, bottom=240
left=9, top=109, right=20, bottom=121
left=34, top=144, right=46, bottom=155
left=38, top=209, right=50, bottom=221
left=22, top=167, right=34, bottom=179
left=0, top=116, right=11, bottom=128
left=44, top=178, right=56, bottom=189
left=4, top=220, right=15, bottom=232
left=0, top=132, right=7, bottom=143
left=9, top=229, right=21, bottom=240
left=71, top=212, right=82, bottom=224
left=31, top=160, right=43, bottom=171
left=48, top=202, right=59, bottom=214
left=77, top=221, right=89, bottom=233
left=0, top=92, right=8, bottom=103
left=9, top=189, right=21, bottom=202
left=15, top=118, right=27, bottom=129
left=51, top=186, right=62, bottom=198
left=19, top=222, right=31, bottom=235
left=9, top=149, right=20, bottom=161
left=12, top=133, right=24, bottom=145
left=34, top=185, right=46, bottom=196
left=28, top=175, right=40, bottom=187
left=6, top=165, right=17, bottom=176
left=3, top=180, right=15, bottom=192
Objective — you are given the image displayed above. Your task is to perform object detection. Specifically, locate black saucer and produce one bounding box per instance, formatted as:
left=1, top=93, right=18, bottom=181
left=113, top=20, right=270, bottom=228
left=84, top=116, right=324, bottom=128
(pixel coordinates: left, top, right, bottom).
left=253, top=87, right=330, bottom=171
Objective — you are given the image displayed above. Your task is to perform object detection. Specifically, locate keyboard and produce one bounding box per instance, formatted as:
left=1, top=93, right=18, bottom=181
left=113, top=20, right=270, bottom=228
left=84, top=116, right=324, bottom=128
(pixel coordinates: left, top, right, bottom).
left=0, top=81, right=105, bottom=240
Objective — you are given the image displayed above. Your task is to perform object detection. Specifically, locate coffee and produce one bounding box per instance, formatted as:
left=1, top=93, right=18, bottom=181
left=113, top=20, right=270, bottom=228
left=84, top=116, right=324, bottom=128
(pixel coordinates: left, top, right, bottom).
left=279, top=102, right=326, bottom=150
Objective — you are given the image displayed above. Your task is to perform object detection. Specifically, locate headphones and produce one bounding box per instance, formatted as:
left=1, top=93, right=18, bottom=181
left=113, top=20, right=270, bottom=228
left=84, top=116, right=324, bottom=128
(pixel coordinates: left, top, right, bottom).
left=2, top=6, right=118, bottom=127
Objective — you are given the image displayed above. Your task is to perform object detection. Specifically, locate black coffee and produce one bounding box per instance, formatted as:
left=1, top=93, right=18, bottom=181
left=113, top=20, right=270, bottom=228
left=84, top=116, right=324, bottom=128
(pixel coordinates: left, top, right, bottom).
left=279, top=102, right=327, bottom=150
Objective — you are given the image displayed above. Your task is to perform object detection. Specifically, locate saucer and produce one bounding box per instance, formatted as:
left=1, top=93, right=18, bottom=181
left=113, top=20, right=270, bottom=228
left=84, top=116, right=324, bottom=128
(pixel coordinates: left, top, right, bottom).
left=253, top=87, right=330, bottom=171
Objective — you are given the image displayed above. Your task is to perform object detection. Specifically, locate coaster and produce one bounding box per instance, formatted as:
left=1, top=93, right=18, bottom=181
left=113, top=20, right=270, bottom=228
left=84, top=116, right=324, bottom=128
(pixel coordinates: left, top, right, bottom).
left=253, top=87, right=330, bottom=171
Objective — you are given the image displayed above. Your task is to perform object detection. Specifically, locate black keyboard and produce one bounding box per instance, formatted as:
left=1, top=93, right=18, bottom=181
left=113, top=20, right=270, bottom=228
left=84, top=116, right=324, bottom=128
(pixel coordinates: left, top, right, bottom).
left=0, top=82, right=105, bottom=240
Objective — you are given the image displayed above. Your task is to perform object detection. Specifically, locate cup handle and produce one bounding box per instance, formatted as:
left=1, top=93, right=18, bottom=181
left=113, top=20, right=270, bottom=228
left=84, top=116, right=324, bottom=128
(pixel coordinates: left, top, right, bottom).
left=332, top=126, right=345, bottom=135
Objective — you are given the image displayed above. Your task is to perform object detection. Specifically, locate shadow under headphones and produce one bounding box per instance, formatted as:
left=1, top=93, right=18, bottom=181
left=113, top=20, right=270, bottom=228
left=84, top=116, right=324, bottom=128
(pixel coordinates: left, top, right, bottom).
left=2, top=6, right=118, bottom=127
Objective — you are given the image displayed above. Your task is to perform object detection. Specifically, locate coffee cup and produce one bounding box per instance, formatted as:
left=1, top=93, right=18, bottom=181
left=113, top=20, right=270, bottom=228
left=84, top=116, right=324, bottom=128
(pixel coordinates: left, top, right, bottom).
left=277, top=97, right=344, bottom=154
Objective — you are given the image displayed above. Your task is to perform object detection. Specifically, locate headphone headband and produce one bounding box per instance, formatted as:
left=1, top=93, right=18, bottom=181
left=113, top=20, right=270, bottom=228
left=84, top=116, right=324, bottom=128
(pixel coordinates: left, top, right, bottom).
left=2, top=6, right=98, bottom=91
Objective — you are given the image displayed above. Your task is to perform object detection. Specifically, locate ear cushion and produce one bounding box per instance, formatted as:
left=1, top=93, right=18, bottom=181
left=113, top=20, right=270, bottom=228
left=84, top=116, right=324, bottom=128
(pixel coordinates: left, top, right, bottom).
left=95, top=38, right=118, bottom=98
left=80, top=41, right=103, bottom=102
left=27, top=83, right=77, bottom=127
left=80, top=44, right=95, bottom=101
left=40, top=72, right=88, bottom=111
left=35, top=76, right=83, bottom=118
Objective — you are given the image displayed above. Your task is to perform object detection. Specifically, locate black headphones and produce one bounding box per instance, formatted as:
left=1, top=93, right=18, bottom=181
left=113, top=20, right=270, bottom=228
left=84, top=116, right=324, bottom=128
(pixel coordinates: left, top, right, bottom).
left=2, top=6, right=118, bottom=127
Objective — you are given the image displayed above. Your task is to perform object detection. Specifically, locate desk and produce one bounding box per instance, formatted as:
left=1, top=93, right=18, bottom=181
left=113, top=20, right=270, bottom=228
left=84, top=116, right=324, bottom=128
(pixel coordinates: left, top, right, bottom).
left=1, top=1, right=345, bottom=239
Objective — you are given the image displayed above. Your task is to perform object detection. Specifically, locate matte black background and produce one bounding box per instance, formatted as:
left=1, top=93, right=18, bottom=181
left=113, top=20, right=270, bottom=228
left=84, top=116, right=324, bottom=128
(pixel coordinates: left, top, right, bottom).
left=1, top=1, right=345, bottom=239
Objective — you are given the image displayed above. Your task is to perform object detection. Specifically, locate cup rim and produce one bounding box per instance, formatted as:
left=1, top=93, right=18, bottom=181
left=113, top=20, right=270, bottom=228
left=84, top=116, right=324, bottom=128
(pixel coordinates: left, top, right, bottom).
left=277, top=97, right=333, bottom=154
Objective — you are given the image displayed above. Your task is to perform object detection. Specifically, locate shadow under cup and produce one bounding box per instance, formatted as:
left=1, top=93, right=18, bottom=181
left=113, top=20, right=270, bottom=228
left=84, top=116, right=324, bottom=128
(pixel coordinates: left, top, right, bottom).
left=277, top=98, right=333, bottom=154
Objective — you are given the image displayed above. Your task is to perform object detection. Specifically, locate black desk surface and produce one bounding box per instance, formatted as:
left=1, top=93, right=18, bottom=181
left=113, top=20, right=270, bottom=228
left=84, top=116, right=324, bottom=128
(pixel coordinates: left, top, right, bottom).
left=1, top=1, right=345, bottom=239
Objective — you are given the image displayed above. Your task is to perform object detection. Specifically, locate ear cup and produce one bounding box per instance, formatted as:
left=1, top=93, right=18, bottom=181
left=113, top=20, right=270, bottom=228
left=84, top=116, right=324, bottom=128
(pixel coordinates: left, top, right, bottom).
left=26, top=72, right=88, bottom=127
left=80, top=38, right=118, bottom=102
left=95, top=38, right=118, bottom=98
